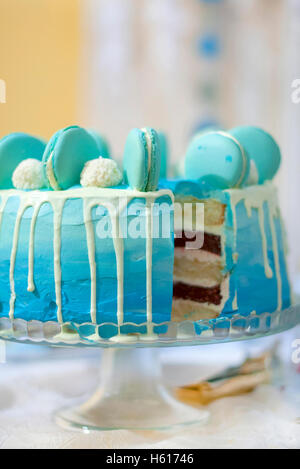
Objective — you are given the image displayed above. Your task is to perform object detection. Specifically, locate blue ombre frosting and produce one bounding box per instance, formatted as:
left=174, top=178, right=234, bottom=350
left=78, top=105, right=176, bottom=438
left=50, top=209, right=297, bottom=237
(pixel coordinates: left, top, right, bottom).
left=0, top=187, right=174, bottom=338
left=160, top=178, right=291, bottom=317
left=0, top=178, right=292, bottom=339
left=222, top=191, right=291, bottom=315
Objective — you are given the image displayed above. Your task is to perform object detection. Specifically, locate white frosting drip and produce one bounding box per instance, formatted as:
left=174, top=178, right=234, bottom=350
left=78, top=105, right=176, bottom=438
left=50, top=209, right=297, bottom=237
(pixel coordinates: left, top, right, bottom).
left=83, top=199, right=97, bottom=324
left=256, top=205, right=273, bottom=278
left=52, top=198, right=65, bottom=323
left=2, top=188, right=174, bottom=334
left=0, top=194, right=9, bottom=230
left=28, top=201, right=44, bottom=292
left=227, top=183, right=282, bottom=311
left=146, top=200, right=153, bottom=334
left=83, top=197, right=130, bottom=329
left=111, top=206, right=125, bottom=333
left=9, top=201, right=27, bottom=318
left=232, top=291, right=238, bottom=310
left=246, top=160, right=259, bottom=186
left=268, top=208, right=282, bottom=311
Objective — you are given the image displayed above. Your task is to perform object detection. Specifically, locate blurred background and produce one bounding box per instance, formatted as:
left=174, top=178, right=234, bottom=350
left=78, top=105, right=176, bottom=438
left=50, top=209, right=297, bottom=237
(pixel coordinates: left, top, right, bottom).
left=0, top=0, right=300, bottom=278
left=0, top=2, right=299, bottom=446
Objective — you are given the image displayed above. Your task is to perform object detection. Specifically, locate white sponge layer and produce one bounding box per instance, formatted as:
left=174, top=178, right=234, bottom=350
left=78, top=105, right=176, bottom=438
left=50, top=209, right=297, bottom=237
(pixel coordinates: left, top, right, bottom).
left=12, top=158, right=45, bottom=190
left=80, top=157, right=122, bottom=188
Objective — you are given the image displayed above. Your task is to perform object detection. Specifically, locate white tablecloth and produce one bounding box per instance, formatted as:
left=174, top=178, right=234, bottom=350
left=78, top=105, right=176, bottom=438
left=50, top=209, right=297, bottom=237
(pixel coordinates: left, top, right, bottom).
left=0, top=335, right=299, bottom=449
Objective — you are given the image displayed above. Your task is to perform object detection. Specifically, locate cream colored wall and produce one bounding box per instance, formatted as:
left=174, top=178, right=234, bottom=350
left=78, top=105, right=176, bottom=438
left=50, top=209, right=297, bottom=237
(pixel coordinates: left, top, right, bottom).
left=0, top=0, right=80, bottom=140
left=79, top=0, right=206, bottom=161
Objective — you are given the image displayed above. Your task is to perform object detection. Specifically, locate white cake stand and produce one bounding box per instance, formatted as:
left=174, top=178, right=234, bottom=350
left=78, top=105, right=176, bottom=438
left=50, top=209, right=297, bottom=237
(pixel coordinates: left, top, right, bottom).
left=0, top=305, right=299, bottom=432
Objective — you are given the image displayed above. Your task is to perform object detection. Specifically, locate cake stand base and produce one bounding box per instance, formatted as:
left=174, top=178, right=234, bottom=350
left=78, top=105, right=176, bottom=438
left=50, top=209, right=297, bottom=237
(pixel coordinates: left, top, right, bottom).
left=55, top=348, right=209, bottom=431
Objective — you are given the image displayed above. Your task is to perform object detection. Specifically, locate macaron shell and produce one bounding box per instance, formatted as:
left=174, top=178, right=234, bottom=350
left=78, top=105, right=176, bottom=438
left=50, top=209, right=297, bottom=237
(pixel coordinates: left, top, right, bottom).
left=123, top=128, right=148, bottom=191
left=43, top=126, right=101, bottom=190
left=87, top=129, right=111, bottom=159
left=185, top=131, right=249, bottom=190
left=0, top=132, right=46, bottom=189
left=42, top=126, right=77, bottom=188
left=157, top=131, right=168, bottom=179
left=229, top=126, right=281, bottom=184
left=42, top=125, right=79, bottom=169
left=145, top=128, right=161, bottom=191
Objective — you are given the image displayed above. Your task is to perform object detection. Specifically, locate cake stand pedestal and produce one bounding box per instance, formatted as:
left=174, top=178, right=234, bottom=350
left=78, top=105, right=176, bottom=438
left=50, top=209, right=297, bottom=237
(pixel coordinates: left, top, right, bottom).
left=56, top=347, right=209, bottom=431
left=1, top=305, right=299, bottom=431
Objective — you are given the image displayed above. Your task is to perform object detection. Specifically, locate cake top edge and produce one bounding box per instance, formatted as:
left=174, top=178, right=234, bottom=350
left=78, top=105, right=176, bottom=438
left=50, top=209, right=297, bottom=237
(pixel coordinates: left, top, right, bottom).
left=159, top=178, right=277, bottom=201
left=0, top=185, right=175, bottom=201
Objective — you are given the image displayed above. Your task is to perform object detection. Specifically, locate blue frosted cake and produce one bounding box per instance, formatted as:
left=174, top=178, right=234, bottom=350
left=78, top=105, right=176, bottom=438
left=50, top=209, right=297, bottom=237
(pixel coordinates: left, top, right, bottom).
left=0, top=125, right=292, bottom=339
left=0, top=127, right=174, bottom=339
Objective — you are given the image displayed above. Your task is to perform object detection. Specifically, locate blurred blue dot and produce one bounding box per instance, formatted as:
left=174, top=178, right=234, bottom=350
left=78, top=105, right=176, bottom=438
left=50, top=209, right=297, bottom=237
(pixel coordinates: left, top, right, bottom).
left=197, top=33, right=221, bottom=58
left=191, top=119, right=221, bottom=136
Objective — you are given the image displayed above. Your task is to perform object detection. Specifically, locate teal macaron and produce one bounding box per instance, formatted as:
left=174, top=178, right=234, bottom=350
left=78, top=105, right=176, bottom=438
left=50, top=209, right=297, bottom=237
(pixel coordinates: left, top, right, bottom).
left=229, top=126, right=281, bottom=184
left=0, top=132, right=46, bottom=189
left=185, top=131, right=249, bottom=190
left=123, top=128, right=161, bottom=191
left=157, top=131, right=168, bottom=179
left=42, top=125, right=101, bottom=190
left=87, top=129, right=111, bottom=159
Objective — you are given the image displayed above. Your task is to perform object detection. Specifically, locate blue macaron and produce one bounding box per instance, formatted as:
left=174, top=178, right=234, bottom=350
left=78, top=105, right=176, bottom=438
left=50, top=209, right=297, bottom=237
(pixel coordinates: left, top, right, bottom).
left=184, top=131, right=249, bottom=190
left=229, top=126, right=281, bottom=184
left=0, top=132, right=46, bottom=189
left=157, top=131, right=168, bottom=179
left=87, top=129, right=111, bottom=159
left=123, top=128, right=161, bottom=191
left=42, top=126, right=101, bottom=190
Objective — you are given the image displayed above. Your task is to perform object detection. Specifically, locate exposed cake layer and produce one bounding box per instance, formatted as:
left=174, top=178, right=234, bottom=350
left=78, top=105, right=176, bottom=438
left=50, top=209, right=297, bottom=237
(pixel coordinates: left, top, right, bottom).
left=173, top=282, right=221, bottom=304
left=173, top=249, right=223, bottom=287
left=172, top=193, right=227, bottom=319
left=174, top=231, right=221, bottom=256
left=174, top=196, right=225, bottom=229
left=172, top=273, right=229, bottom=322
left=159, top=179, right=292, bottom=320
left=172, top=299, right=219, bottom=321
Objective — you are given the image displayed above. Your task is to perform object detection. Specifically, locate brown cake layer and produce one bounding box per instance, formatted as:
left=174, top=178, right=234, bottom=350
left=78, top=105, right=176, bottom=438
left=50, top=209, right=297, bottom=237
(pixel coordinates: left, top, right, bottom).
left=174, top=231, right=221, bottom=256
left=173, top=282, right=222, bottom=305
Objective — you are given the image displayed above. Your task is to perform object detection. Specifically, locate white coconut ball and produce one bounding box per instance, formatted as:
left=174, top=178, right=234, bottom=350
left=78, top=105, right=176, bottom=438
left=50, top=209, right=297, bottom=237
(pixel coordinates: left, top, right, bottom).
left=12, top=158, right=45, bottom=190
left=80, top=157, right=122, bottom=188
